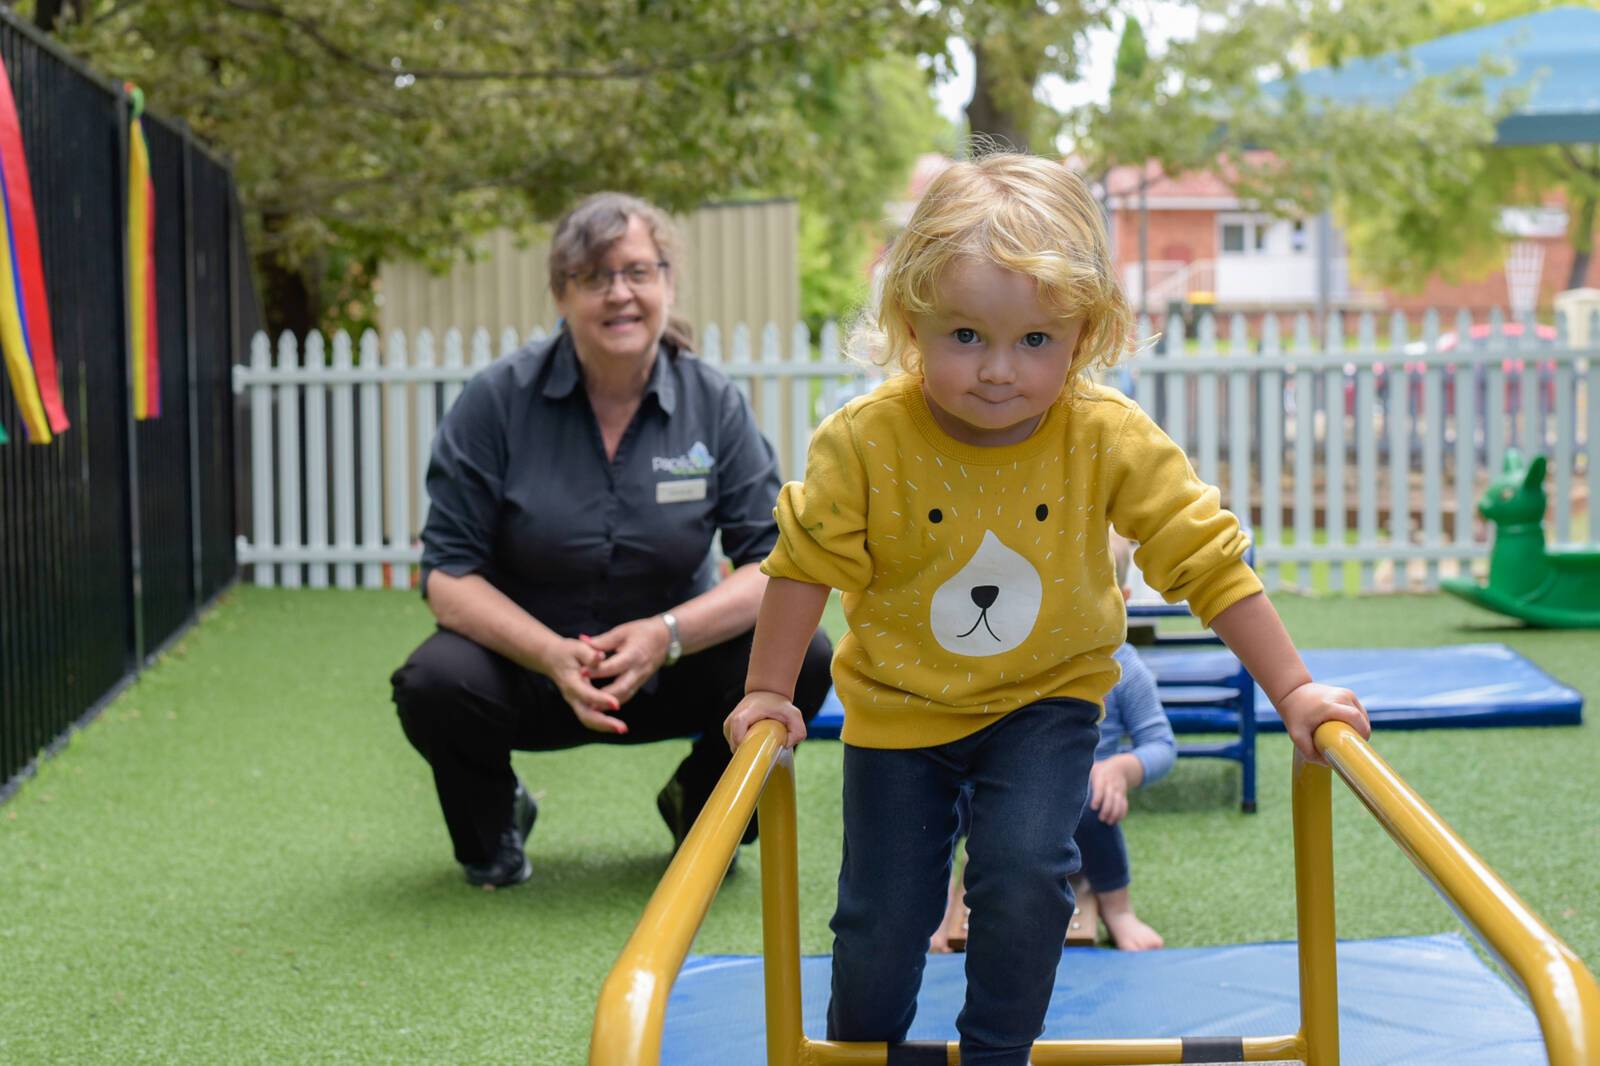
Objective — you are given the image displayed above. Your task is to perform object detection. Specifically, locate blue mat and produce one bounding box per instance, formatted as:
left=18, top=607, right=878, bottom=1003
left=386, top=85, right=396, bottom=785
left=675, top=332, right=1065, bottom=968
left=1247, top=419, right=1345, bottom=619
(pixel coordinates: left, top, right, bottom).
left=808, top=643, right=1582, bottom=738
left=1145, top=643, right=1583, bottom=731
left=663, top=933, right=1546, bottom=1064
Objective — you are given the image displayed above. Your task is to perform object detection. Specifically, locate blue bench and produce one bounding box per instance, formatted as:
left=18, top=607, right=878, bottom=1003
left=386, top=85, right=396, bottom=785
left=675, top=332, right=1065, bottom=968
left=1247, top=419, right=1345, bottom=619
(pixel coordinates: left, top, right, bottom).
left=1135, top=640, right=1258, bottom=813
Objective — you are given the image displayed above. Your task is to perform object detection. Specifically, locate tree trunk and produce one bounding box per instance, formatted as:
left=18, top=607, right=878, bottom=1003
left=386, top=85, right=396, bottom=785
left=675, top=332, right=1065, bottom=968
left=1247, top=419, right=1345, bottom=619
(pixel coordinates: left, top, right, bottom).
left=1566, top=193, right=1597, bottom=291
left=261, top=257, right=320, bottom=339
left=257, top=212, right=323, bottom=338
left=966, top=40, right=1032, bottom=153
left=35, top=0, right=76, bottom=32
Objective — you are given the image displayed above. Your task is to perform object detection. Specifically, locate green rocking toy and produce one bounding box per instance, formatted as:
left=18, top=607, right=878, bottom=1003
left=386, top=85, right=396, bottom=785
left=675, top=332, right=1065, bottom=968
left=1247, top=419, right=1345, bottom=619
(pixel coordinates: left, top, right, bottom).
left=1440, top=450, right=1600, bottom=628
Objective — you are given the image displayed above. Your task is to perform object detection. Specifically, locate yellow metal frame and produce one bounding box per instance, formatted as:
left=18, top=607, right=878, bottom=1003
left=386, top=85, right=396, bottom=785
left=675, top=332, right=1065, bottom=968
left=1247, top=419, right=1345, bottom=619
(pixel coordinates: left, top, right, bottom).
left=591, top=719, right=1600, bottom=1065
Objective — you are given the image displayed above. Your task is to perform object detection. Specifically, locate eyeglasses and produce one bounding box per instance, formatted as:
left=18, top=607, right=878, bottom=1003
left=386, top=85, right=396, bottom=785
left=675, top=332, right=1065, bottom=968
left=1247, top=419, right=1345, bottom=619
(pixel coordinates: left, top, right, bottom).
left=568, top=260, right=669, bottom=295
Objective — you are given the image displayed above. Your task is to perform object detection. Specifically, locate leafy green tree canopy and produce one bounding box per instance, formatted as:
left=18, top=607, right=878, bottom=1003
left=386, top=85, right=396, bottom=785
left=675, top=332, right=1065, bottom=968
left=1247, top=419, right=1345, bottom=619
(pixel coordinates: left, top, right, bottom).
left=47, top=0, right=947, bottom=333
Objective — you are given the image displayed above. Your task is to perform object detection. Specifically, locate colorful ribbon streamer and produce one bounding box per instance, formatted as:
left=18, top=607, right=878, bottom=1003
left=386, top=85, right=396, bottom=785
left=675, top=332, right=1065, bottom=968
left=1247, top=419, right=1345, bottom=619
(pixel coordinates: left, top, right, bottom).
left=126, top=83, right=159, bottom=420
left=0, top=54, right=68, bottom=444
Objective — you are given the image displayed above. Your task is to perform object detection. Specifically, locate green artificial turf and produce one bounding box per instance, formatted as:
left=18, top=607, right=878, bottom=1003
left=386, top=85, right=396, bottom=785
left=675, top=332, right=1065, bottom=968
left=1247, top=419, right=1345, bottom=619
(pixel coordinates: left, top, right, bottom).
left=1, top=587, right=1596, bottom=1064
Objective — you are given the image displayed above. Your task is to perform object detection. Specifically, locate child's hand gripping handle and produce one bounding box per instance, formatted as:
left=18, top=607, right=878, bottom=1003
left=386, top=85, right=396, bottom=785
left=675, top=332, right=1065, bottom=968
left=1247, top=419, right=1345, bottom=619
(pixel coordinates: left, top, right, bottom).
left=1209, top=592, right=1371, bottom=766
left=725, top=690, right=808, bottom=752
left=724, top=577, right=832, bottom=752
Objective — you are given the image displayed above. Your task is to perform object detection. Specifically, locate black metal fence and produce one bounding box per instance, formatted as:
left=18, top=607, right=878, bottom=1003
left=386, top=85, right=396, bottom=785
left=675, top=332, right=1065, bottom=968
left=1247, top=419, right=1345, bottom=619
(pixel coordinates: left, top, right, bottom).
left=0, top=12, right=257, bottom=800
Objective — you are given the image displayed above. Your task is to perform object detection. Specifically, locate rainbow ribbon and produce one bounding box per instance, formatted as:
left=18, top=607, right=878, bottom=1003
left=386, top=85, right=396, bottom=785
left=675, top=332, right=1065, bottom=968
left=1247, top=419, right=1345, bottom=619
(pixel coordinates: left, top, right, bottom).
left=126, top=83, right=159, bottom=420
left=0, top=54, right=68, bottom=444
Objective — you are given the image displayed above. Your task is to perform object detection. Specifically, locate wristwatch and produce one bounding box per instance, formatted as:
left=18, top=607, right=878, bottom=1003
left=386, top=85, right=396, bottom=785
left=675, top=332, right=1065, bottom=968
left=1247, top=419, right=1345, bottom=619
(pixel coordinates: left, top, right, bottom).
left=660, top=612, right=682, bottom=667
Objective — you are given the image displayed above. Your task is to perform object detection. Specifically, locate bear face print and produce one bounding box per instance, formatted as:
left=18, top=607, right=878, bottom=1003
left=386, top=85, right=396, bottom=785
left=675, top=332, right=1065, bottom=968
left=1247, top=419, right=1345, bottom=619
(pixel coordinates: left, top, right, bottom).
left=929, top=527, right=1043, bottom=655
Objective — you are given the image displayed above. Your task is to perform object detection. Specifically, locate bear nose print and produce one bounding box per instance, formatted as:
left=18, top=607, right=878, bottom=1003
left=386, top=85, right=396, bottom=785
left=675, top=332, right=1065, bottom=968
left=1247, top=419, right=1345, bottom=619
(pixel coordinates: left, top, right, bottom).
left=971, top=585, right=999, bottom=609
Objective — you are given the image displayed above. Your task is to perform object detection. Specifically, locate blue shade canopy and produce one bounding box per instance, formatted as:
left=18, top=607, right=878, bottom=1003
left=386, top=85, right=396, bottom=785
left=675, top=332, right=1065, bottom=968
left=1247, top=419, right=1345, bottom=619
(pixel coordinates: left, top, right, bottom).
left=1283, top=6, right=1600, bottom=145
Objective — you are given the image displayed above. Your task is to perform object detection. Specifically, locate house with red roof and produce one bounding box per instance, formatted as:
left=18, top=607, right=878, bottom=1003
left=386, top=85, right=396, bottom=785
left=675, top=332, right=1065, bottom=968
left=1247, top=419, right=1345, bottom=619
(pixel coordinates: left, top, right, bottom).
left=1101, top=158, right=1597, bottom=325
left=886, top=153, right=1598, bottom=332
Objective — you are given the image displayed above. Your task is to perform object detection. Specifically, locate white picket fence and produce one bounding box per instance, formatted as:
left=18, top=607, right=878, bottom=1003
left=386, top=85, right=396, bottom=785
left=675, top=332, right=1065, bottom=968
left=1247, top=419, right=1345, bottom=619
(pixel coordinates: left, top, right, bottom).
left=234, top=310, right=1599, bottom=594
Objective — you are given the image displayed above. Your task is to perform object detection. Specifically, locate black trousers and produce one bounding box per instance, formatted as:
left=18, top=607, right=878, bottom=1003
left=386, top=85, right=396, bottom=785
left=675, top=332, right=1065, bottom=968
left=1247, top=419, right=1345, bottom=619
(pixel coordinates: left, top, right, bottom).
left=392, top=625, right=833, bottom=865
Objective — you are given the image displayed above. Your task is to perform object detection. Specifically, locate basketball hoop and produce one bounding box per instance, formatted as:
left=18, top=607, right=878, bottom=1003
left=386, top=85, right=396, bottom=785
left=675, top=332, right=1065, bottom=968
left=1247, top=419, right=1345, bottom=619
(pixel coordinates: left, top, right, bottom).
left=1505, top=240, right=1545, bottom=318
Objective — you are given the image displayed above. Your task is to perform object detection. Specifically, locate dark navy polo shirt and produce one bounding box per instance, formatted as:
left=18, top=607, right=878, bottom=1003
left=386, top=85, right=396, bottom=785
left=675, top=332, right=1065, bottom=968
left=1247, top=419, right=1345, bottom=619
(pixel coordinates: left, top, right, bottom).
left=419, top=330, right=782, bottom=638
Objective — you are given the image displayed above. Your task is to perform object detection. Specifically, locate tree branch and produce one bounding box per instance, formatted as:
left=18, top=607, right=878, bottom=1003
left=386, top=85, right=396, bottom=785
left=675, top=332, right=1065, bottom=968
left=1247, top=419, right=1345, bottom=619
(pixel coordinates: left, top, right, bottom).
left=1561, top=144, right=1600, bottom=181
left=217, top=0, right=886, bottom=83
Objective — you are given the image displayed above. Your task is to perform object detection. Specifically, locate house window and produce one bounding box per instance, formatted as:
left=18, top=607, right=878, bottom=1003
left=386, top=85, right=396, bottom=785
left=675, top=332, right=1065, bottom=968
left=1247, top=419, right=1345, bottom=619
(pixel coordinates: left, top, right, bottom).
left=1220, top=217, right=1270, bottom=255
left=1291, top=220, right=1308, bottom=253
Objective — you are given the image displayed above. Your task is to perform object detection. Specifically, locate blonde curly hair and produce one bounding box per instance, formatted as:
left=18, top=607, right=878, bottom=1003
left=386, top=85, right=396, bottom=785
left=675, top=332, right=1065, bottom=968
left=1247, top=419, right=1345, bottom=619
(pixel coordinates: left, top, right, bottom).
left=853, top=152, right=1132, bottom=392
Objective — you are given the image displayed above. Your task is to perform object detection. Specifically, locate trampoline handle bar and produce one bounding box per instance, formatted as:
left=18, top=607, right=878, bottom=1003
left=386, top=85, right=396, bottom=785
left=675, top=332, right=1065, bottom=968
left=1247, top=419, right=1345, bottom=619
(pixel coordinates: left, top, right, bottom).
left=1313, top=720, right=1600, bottom=1066
left=589, top=720, right=792, bottom=1065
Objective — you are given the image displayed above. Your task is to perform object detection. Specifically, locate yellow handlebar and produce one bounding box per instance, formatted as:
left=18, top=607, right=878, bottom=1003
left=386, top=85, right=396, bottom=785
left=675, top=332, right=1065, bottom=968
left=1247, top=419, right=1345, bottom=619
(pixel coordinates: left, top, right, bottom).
left=1313, top=721, right=1600, bottom=1064
left=590, top=721, right=791, bottom=1064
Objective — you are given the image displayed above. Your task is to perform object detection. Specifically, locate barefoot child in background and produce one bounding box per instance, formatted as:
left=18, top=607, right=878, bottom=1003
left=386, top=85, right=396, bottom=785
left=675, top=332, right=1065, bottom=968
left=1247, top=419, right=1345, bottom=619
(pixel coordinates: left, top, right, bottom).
left=724, top=151, right=1369, bottom=1066
left=931, top=533, right=1173, bottom=953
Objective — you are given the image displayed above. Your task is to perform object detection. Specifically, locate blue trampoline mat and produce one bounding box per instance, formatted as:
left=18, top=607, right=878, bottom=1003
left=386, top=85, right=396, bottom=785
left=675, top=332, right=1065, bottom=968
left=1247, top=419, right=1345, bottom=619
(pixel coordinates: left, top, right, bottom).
left=664, top=933, right=1546, bottom=1064
left=808, top=643, right=1582, bottom=738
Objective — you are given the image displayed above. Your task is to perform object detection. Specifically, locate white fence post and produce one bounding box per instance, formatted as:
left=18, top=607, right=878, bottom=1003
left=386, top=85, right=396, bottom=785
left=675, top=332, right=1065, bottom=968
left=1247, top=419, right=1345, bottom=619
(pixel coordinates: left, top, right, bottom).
left=359, top=329, right=384, bottom=589
left=1163, top=309, right=1187, bottom=454
left=1355, top=312, right=1377, bottom=592
left=789, top=322, right=813, bottom=483
left=1451, top=309, right=1474, bottom=579
left=758, top=323, right=783, bottom=470
left=444, top=329, right=469, bottom=413
left=1553, top=311, right=1576, bottom=542
left=249, top=332, right=275, bottom=588
left=385, top=331, right=411, bottom=590
left=275, top=331, right=302, bottom=590
left=1135, top=314, right=1157, bottom=414
left=1322, top=311, right=1345, bottom=592
left=1291, top=312, right=1314, bottom=591
left=1196, top=312, right=1219, bottom=486
left=414, top=330, right=438, bottom=568
left=331, top=330, right=356, bottom=590
left=1226, top=313, right=1251, bottom=533
left=1259, top=314, right=1283, bottom=592
left=304, top=330, right=329, bottom=589
left=1421, top=308, right=1444, bottom=588
left=1386, top=312, right=1410, bottom=590
left=1486, top=307, right=1507, bottom=472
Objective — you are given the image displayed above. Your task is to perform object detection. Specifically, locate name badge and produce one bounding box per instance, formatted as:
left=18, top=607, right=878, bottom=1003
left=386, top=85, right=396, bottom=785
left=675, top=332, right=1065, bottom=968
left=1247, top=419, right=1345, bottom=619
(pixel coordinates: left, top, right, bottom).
left=657, top=478, right=707, bottom=504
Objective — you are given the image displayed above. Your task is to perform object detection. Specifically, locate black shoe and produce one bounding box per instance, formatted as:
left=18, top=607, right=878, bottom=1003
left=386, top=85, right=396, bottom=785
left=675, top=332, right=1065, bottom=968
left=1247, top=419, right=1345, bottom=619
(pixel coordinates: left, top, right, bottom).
left=656, top=777, right=692, bottom=851
left=463, top=781, right=538, bottom=888
left=657, top=778, right=743, bottom=873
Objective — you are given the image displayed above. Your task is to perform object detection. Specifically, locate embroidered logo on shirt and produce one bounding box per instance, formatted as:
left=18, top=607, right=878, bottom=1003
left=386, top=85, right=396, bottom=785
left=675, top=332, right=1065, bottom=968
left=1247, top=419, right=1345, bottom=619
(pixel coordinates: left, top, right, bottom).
left=652, top=441, right=716, bottom=476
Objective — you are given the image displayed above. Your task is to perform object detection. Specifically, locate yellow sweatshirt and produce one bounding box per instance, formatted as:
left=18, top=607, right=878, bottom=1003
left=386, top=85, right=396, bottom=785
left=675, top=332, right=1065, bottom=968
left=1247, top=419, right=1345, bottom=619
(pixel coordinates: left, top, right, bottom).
left=762, top=373, right=1262, bottom=749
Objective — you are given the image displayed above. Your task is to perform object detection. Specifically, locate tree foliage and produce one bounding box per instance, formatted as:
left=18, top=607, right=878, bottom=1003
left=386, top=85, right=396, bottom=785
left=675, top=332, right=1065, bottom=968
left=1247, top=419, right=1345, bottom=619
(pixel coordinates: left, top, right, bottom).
left=1057, top=0, right=1539, bottom=291
left=793, top=55, right=956, bottom=328
left=1061, top=0, right=1597, bottom=294
left=46, top=0, right=945, bottom=333
left=1331, top=0, right=1600, bottom=291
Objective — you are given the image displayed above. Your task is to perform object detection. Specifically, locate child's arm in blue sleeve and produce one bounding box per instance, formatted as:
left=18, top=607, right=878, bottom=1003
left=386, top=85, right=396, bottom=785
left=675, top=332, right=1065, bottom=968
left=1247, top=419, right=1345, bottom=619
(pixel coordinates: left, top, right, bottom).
left=1115, top=646, right=1176, bottom=785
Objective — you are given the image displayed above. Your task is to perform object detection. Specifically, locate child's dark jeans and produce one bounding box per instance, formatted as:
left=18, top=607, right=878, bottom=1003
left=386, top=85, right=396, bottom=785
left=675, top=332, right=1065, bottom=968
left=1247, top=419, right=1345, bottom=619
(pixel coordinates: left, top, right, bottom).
left=826, top=697, right=1100, bottom=1066
left=955, top=765, right=1133, bottom=895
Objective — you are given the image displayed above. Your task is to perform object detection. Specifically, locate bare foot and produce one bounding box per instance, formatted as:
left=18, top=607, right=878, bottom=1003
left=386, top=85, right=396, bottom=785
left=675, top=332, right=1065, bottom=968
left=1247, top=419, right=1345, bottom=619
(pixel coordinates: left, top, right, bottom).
left=1098, top=887, right=1164, bottom=951
left=930, top=902, right=969, bottom=953
left=1103, top=910, right=1163, bottom=950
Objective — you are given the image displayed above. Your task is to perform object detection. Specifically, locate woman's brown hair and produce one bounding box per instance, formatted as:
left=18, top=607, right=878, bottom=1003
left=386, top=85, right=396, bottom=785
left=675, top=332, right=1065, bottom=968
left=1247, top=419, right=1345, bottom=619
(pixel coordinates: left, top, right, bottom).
left=548, top=192, right=695, bottom=352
